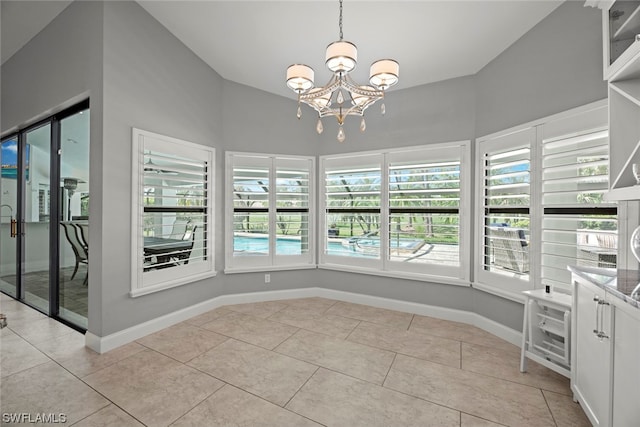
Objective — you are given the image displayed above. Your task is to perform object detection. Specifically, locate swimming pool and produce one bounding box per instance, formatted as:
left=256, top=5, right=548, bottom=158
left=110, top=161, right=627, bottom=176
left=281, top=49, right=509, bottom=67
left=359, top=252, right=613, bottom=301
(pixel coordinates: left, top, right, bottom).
left=233, top=235, right=374, bottom=257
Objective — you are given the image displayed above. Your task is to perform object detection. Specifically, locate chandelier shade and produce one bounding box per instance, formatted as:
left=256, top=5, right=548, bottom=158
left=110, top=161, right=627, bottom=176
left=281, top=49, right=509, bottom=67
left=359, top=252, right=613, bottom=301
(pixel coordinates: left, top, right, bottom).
left=325, top=41, right=358, bottom=73
left=369, top=59, right=399, bottom=90
left=286, top=64, right=315, bottom=93
left=286, top=0, right=398, bottom=142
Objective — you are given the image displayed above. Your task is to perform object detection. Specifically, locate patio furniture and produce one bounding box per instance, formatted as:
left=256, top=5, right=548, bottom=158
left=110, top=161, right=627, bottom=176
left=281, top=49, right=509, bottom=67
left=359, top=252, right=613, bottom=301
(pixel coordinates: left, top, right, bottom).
left=577, top=231, right=617, bottom=268
left=170, top=219, right=191, bottom=240
left=76, top=221, right=89, bottom=247
left=490, top=227, right=529, bottom=273
left=61, top=222, right=88, bottom=285
left=174, top=225, right=198, bottom=265
left=143, top=225, right=197, bottom=269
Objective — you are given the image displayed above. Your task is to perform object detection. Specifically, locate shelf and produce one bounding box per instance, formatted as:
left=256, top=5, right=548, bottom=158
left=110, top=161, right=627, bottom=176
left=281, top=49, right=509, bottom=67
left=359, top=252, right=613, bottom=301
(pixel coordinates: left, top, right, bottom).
left=608, top=82, right=640, bottom=194
left=533, top=342, right=567, bottom=364
left=608, top=38, right=640, bottom=80
left=610, top=80, right=640, bottom=106
left=522, top=289, right=572, bottom=309
left=521, top=290, right=572, bottom=378
left=605, top=184, right=640, bottom=200
left=536, top=312, right=566, bottom=337
left=612, top=3, right=640, bottom=40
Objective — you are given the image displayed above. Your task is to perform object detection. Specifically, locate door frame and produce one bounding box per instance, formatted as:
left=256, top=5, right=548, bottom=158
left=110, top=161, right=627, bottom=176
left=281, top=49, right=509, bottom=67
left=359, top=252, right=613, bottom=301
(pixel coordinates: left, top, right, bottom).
left=1, top=99, right=89, bottom=332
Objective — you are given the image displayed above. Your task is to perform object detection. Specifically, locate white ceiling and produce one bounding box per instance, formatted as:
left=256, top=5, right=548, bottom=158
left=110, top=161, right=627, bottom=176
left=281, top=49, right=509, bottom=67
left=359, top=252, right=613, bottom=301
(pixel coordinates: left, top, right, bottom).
left=2, top=1, right=563, bottom=100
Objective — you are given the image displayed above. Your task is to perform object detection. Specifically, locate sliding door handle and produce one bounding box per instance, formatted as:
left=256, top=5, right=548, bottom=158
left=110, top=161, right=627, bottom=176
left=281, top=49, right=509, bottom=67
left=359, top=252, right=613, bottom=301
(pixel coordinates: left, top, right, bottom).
left=10, top=219, right=17, bottom=238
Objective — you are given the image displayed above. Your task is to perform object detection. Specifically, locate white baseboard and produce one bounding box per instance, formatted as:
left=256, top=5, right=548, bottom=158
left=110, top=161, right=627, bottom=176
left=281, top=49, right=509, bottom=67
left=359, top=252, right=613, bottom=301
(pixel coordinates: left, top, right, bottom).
left=314, top=287, right=522, bottom=347
left=86, top=286, right=522, bottom=353
left=85, top=288, right=315, bottom=353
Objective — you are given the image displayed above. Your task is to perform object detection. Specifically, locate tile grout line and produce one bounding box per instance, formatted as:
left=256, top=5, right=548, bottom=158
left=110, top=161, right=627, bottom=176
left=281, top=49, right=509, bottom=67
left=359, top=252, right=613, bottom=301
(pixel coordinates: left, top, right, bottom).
left=222, top=380, right=329, bottom=427
left=342, top=319, right=362, bottom=341
left=281, top=365, right=320, bottom=408
left=276, top=322, right=476, bottom=381
left=381, top=352, right=398, bottom=387
left=44, top=350, right=147, bottom=426
left=380, top=375, right=475, bottom=420
left=540, top=388, right=560, bottom=427
left=407, top=313, right=415, bottom=331
left=134, top=336, right=230, bottom=366
left=459, top=410, right=511, bottom=427
left=400, top=350, right=571, bottom=397
left=280, top=367, right=330, bottom=427
left=167, top=382, right=228, bottom=426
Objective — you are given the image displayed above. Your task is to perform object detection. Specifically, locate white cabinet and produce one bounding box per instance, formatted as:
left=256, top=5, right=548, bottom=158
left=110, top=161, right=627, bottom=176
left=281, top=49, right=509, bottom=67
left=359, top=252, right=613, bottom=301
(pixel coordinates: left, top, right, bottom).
left=611, top=303, right=640, bottom=426
left=599, top=0, right=640, bottom=201
left=604, top=0, right=640, bottom=77
left=570, top=267, right=640, bottom=427
left=571, top=278, right=613, bottom=427
left=520, top=289, right=572, bottom=377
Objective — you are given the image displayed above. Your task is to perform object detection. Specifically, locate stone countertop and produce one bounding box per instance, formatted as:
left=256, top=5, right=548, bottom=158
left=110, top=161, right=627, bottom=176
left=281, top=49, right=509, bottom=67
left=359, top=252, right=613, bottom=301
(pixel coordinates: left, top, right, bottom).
left=568, top=265, right=640, bottom=310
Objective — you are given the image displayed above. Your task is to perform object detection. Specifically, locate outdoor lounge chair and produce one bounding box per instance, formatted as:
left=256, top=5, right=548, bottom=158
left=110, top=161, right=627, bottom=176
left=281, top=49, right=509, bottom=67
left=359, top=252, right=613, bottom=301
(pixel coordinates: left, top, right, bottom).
left=490, top=227, right=529, bottom=273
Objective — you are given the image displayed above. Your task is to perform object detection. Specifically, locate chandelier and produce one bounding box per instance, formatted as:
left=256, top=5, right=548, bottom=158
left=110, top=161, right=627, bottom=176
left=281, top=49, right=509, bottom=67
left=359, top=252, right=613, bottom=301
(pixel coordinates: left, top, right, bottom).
left=286, top=0, right=399, bottom=142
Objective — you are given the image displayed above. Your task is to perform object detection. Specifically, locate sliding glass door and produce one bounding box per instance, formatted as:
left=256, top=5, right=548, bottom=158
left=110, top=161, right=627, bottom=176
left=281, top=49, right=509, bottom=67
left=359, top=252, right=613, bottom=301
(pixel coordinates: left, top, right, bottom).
left=58, top=107, right=90, bottom=327
left=0, top=100, right=89, bottom=330
left=0, top=138, right=19, bottom=297
left=22, top=123, right=52, bottom=313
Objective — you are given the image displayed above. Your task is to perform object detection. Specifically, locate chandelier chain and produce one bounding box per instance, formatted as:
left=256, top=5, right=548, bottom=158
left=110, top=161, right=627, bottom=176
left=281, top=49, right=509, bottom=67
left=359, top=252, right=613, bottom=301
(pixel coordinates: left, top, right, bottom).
left=339, top=0, right=343, bottom=40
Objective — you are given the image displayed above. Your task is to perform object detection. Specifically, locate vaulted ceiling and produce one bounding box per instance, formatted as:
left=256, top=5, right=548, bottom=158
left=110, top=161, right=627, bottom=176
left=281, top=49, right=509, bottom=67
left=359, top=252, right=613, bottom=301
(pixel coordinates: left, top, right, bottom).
left=2, top=1, right=564, bottom=100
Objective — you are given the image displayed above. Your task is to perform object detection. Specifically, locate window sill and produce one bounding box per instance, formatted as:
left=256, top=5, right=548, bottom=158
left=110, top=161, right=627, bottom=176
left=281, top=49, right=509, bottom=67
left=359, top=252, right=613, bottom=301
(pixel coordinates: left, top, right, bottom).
left=318, top=263, right=470, bottom=287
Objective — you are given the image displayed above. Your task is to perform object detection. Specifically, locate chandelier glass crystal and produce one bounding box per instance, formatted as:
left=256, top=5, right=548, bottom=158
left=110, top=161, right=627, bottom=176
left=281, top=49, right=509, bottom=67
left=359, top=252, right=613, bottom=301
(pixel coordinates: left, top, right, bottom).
left=286, top=0, right=399, bottom=142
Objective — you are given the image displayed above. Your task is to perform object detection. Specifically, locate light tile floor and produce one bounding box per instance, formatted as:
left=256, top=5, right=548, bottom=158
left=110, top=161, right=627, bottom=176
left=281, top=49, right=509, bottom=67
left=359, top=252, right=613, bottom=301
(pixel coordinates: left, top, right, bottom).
left=0, top=293, right=591, bottom=427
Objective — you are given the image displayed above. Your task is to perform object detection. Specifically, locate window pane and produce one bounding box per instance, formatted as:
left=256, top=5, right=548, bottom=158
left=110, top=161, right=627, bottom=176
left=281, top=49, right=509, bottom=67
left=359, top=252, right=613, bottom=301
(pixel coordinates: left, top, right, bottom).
left=142, top=150, right=208, bottom=270
left=132, top=128, right=215, bottom=296
left=388, top=160, right=460, bottom=266
left=233, top=164, right=269, bottom=256
left=482, top=147, right=531, bottom=277
left=541, top=128, right=616, bottom=289
left=325, top=165, right=381, bottom=259
left=485, top=148, right=530, bottom=207
left=227, top=153, right=314, bottom=268
left=542, top=131, right=609, bottom=205
left=276, top=165, right=309, bottom=255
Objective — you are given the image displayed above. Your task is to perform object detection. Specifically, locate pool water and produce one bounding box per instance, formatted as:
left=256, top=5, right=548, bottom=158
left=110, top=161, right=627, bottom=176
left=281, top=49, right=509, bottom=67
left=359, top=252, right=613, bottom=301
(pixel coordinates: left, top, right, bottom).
left=233, top=236, right=374, bottom=257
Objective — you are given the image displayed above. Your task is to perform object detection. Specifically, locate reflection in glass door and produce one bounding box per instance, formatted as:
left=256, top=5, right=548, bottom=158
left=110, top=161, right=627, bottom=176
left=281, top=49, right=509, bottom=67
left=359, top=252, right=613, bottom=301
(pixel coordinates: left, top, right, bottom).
left=58, top=108, right=90, bottom=328
left=0, top=138, right=19, bottom=297
left=22, top=124, right=52, bottom=313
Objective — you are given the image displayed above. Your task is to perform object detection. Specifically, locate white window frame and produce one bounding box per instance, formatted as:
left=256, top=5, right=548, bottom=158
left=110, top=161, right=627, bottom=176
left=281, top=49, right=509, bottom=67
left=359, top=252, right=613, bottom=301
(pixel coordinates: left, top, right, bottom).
left=475, top=127, right=537, bottom=297
left=319, top=141, right=471, bottom=285
left=130, top=128, right=216, bottom=297
left=474, top=99, right=628, bottom=302
left=225, top=151, right=316, bottom=273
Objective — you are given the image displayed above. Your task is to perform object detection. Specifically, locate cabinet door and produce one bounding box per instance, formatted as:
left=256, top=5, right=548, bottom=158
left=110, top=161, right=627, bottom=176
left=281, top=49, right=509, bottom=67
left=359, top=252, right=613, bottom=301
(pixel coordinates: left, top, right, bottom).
left=612, top=306, right=640, bottom=426
left=572, top=281, right=613, bottom=427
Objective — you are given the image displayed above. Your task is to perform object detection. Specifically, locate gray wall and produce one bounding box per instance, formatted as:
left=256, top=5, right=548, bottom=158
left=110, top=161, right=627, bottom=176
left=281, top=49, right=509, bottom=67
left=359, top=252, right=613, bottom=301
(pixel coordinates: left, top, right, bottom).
left=472, top=0, right=607, bottom=326
left=475, top=1, right=607, bottom=137
left=314, top=76, right=476, bottom=156
left=99, top=1, right=226, bottom=336
left=1, top=0, right=607, bottom=336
